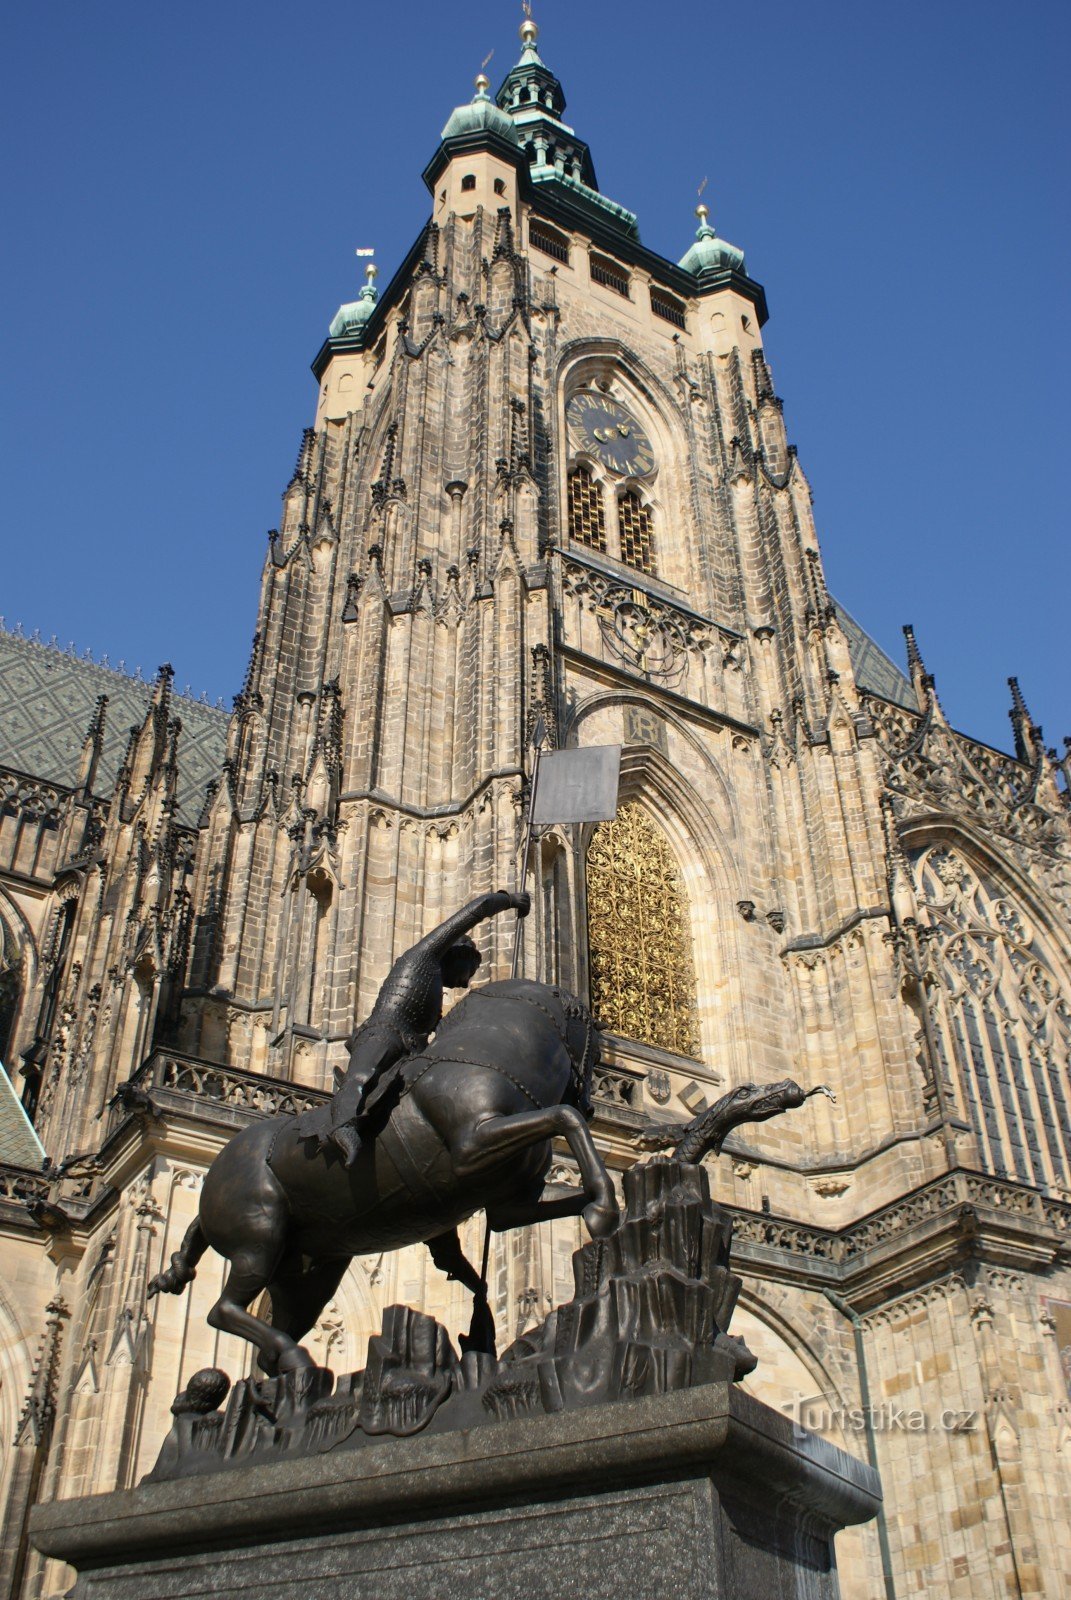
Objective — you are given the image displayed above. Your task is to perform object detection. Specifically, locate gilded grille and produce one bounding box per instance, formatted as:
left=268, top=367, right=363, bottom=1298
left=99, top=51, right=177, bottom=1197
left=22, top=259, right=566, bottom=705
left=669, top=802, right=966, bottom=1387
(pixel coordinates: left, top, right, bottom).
left=586, top=803, right=701, bottom=1058
left=618, top=491, right=656, bottom=575
left=567, top=466, right=607, bottom=552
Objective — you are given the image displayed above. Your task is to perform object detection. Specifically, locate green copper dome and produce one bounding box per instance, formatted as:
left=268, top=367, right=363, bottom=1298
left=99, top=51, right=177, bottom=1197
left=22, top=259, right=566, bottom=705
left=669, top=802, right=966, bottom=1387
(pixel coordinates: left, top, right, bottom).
left=329, top=266, right=379, bottom=340
left=441, top=77, right=519, bottom=146
left=679, top=205, right=746, bottom=279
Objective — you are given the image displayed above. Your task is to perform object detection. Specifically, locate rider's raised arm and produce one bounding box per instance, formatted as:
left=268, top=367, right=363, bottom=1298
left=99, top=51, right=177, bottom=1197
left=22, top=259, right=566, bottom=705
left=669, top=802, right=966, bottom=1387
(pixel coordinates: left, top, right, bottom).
left=411, top=890, right=527, bottom=961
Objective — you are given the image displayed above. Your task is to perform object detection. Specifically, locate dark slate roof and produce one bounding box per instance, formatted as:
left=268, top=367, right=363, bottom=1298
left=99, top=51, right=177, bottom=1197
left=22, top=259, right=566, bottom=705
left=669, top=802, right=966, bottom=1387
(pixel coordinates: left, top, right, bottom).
left=0, top=630, right=229, bottom=827
left=0, top=1062, right=45, bottom=1167
left=833, top=602, right=914, bottom=710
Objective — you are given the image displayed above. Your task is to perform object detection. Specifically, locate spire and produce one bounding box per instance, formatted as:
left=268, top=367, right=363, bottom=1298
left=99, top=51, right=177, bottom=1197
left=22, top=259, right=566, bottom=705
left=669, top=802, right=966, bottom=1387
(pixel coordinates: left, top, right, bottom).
left=902, top=623, right=941, bottom=715
left=491, top=12, right=612, bottom=204
left=1007, top=676, right=1040, bottom=765
left=14, top=1298, right=68, bottom=1447
left=496, top=13, right=567, bottom=123
left=75, top=693, right=108, bottom=795
left=235, top=629, right=263, bottom=713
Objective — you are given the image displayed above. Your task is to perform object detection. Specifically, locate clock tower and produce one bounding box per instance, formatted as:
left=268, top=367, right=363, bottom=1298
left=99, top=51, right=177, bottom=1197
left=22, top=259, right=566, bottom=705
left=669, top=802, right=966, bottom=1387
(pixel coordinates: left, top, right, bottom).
left=3, top=17, right=1069, bottom=1600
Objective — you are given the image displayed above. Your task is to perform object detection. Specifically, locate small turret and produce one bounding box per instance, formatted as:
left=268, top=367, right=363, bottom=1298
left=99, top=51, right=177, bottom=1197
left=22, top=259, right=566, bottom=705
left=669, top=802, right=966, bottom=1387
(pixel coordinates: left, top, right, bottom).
left=328, top=261, right=379, bottom=341
left=441, top=74, right=520, bottom=146
left=679, top=202, right=747, bottom=279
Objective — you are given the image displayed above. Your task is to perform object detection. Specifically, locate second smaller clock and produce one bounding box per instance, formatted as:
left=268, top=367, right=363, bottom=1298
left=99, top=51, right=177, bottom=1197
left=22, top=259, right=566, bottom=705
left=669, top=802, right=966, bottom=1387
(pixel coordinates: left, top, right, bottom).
left=567, top=391, right=655, bottom=479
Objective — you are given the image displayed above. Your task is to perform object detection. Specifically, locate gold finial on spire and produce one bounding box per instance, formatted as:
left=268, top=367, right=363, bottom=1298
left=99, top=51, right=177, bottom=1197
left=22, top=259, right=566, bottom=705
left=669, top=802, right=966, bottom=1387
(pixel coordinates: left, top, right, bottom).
left=475, top=72, right=491, bottom=94
left=520, top=1, right=538, bottom=48
left=365, top=261, right=378, bottom=286
left=696, top=202, right=710, bottom=223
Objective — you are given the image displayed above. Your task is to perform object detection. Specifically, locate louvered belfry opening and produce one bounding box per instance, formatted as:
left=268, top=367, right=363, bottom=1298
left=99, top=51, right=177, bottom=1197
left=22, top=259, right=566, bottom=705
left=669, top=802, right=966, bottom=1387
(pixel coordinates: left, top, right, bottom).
left=618, top=490, right=656, bottom=575
left=567, top=464, right=607, bottom=552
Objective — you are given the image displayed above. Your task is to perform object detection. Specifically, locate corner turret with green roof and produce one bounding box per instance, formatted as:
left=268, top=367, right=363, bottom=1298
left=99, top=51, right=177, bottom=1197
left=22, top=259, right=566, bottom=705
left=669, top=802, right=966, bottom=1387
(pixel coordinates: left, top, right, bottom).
left=440, top=73, right=520, bottom=148
left=328, top=261, right=379, bottom=340
left=679, top=202, right=747, bottom=280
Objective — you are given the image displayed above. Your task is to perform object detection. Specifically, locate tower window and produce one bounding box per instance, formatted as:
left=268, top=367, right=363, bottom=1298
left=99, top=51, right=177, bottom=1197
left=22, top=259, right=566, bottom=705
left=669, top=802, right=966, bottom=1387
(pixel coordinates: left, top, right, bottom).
left=461, top=174, right=476, bottom=192
left=650, top=287, right=686, bottom=330
left=618, top=491, right=656, bottom=575
left=567, top=466, right=607, bottom=553
left=589, top=253, right=630, bottom=298
left=493, top=178, right=506, bottom=197
left=529, top=220, right=570, bottom=264
left=586, top=803, right=700, bottom=1058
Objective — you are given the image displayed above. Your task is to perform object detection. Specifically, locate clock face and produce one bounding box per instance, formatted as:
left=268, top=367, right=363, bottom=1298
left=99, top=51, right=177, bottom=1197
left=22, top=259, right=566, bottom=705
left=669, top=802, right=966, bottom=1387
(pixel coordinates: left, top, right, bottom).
left=567, top=392, right=655, bottom=478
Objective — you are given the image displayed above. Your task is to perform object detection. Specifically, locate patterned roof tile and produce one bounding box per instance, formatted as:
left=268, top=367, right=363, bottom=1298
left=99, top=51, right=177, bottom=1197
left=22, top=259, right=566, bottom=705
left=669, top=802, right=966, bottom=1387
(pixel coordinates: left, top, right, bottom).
left=0, top=1061, right=45, bottom=1167
left=0, top=631, right=228, bottom=827
left=833, top=602, right=914, bottom=710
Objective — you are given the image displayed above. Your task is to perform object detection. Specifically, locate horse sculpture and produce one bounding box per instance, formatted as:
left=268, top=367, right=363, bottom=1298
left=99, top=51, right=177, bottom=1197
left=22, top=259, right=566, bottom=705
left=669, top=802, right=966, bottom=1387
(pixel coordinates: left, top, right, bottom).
left=149, top=977, right=617, bottom=1377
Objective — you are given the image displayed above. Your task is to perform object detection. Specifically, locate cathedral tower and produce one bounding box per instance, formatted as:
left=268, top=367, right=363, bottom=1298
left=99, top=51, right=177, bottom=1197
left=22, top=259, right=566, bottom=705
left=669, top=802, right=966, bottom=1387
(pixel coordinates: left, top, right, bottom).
left=1, top=19, right=1069, bottom=1600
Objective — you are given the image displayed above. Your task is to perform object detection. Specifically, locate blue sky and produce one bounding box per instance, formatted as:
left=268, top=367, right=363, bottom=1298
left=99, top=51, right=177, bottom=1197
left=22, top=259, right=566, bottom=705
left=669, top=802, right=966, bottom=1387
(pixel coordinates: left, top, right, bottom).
left=2, top=0, right=1067, bottom=757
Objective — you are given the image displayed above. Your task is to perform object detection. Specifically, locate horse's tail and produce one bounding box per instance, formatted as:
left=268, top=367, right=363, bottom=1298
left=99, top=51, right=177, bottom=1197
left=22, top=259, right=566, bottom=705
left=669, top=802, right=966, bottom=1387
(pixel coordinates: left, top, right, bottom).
left=147, top=1217, right=208, bottom=1298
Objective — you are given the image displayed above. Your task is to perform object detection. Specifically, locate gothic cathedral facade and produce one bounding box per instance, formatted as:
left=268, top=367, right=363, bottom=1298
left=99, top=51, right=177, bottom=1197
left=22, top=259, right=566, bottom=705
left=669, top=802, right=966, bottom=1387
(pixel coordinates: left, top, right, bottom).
left=2, top=22, right=1070, bottom=1599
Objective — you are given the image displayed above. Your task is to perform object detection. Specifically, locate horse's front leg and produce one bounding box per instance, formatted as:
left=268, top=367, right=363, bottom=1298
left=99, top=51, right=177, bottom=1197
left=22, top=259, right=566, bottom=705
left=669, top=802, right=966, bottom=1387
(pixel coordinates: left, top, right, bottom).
left=453, top=1107, right=619, bottom=1238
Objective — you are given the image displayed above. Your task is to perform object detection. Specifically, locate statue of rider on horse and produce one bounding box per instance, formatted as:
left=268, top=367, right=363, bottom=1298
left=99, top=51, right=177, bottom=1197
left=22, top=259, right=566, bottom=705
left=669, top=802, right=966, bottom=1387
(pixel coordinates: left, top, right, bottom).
left=149, top=891, right=830, bottom=1381
left=149, top=890, right=618, bottom=1376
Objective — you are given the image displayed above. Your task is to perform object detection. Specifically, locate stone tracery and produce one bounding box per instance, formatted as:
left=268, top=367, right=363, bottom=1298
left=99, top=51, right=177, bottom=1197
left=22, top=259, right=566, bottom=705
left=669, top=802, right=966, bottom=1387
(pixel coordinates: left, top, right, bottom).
left=914, top=842, right=1071, bottom=1191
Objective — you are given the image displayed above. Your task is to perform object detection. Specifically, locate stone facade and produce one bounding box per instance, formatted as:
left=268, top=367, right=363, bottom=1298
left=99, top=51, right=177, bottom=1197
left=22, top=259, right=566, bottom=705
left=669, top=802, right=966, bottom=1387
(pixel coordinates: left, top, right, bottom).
left=2, top=21, right=1070, bottom=1600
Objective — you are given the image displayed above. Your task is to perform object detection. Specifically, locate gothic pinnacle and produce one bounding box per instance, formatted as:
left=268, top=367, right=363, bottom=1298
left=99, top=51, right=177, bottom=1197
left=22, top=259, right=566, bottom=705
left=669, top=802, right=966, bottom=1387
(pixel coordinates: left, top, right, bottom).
left=902, top=623, right=938, bottom=713
left=1007, top=675, right=1040, bottom=765
left=880, top=794, right=917, bottom=927
left=75, top=693, right=108, bottom=794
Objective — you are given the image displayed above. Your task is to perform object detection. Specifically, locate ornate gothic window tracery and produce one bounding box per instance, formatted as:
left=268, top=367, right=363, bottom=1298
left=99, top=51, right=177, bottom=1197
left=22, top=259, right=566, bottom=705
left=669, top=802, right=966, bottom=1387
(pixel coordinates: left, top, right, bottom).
left=914, top=843, right=1071, bottom=1191
left=586, top=803, right=700, bottom=1058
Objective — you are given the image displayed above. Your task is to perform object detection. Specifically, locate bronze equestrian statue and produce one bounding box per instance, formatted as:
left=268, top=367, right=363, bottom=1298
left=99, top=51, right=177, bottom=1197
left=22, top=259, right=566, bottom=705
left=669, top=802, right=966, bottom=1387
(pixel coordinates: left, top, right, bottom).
left=149, top=893, right=618, bottom=1377
left=300, top=889, right=527, bottom=1167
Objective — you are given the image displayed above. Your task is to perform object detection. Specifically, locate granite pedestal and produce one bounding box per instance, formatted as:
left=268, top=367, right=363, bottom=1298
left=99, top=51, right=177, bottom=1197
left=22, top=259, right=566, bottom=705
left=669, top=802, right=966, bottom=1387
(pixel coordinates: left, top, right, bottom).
left=31, top=1381, right=881, bottom=1600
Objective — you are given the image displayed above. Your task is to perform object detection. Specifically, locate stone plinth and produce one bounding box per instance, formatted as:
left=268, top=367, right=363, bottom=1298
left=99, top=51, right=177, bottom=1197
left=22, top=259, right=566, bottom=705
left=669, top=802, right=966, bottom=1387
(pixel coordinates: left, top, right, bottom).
left=31, top=1382, right=881, bottom=1600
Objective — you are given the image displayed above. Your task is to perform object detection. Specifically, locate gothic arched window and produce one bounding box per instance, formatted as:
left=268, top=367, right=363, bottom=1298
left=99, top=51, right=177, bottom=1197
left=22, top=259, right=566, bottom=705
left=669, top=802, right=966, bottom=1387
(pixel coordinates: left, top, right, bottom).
left=567, top=465, right=607, bottom=553
left=617, top=489, right=655, bottom=576
left=913, top=843, right=1071, bottom=1191
left=586, top=803, right=700, bottom=1058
